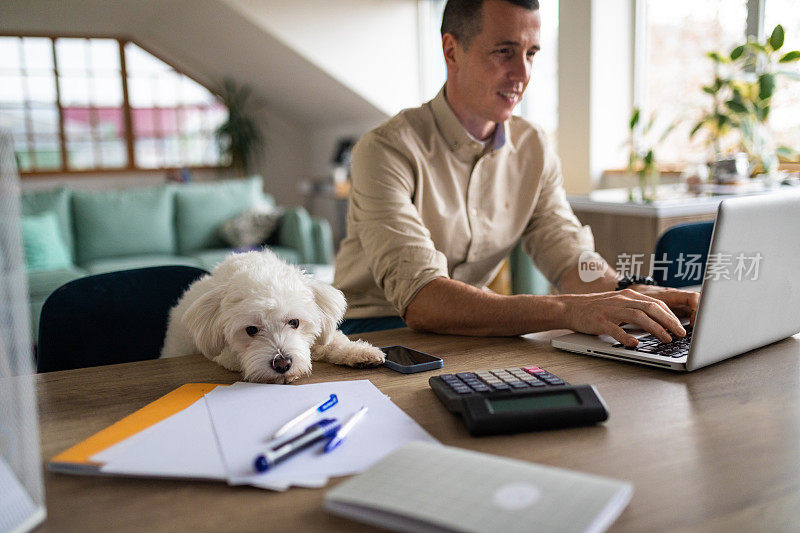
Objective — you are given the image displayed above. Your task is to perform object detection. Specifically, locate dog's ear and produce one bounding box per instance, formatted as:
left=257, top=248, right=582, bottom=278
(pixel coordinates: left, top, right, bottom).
left=182, top=285, right=226, bottom=358
left=308, top=277, right=346, bottom=345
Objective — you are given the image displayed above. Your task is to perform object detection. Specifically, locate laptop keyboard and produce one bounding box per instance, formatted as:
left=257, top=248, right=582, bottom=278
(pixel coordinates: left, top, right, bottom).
left=613, top=326, right=693, bottom=358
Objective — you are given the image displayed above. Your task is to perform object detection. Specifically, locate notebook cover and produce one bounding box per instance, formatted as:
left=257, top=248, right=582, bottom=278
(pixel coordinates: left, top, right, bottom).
left=48, top=383, right=226, bottom=475
left=325, top=442, right=633, bottom=533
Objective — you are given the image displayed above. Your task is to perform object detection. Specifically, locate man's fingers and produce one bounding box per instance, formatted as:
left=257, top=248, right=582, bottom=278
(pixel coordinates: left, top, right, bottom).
left=617, top=294, right=685, bottom=337
left=607, top=324, right=639, bottom=347
left=619, top=308, right=673, bottom=343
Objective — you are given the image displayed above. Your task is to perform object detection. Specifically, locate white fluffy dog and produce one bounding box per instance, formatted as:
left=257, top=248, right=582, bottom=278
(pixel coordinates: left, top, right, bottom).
left=160, top=249, right=385, bottom=383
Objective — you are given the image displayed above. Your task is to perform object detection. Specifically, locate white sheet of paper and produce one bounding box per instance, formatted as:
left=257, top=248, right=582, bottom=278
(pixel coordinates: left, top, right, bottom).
left=203, top=380, right=438, bottom=489
left=91, top=396, right=325, bottom=490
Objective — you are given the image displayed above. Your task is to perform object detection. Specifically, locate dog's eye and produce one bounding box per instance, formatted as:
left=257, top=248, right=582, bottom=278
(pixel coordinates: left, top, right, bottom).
left=245, top=326, right=259, bottom=337
left=287, top=319, right=300, bottom=329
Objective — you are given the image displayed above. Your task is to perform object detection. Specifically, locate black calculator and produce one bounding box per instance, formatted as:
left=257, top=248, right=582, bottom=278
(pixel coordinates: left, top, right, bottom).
left=429, top=366, right=609, bottom=436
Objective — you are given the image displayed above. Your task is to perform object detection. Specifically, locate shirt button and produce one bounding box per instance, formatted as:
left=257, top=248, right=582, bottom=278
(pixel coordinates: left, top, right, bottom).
left=469, top=208, right=478, bottom=217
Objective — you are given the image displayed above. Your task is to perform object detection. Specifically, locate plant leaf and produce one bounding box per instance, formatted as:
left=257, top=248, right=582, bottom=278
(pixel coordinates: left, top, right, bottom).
left=730, top=45, right=745, bottom=60
left=690, top=120, right=707, bottom=138
left=758, top=73, right=775, bottom=101
left=776, top=146, right=797, bottom=160
left=629, top=108, right=640, bottom=130
left=726, top=99, right=748, bottom=114
left=770, top=25, right=785, bottom=51
left=706, top=51, right=726, bottom=63
left=779, top=50, right=800, bottom=63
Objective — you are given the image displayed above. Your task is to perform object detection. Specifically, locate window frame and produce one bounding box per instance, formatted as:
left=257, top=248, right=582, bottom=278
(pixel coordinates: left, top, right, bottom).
left=0, top=32, right=226, bottom=177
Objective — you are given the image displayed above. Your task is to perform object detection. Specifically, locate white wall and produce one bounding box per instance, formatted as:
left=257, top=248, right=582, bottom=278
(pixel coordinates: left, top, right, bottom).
left=224, top=0, right=422, bottom=117
left=557, top=0, right=635, bottom=195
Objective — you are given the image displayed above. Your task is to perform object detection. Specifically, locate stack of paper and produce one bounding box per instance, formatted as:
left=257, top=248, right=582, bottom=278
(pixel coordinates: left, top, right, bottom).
left=89, top=380, right=437, bottom=491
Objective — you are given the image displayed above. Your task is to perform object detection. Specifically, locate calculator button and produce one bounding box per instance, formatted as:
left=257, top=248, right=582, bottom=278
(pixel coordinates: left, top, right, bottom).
left=471, top=384, right=491, bottom=392
left=456, top=372, right=477, bottom=379
left=441, top=375, right=458, bottom=382
left=453, top=388, right=472, bottom=394
left=492, top=383, right=511, bottom=390
left=523, top=366, right=543, bottom=374
left=508, top=381, right=528, bottom=388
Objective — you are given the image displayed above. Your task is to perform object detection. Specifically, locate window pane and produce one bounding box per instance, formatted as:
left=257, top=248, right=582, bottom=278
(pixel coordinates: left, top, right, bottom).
left=0, top=105, right=28, bottom=137
left=89, top=39, right=120, bottom=72
left=127, top=76, right=155, bottom=108
left=156, top=71, right=181, bottom=107
left=32, top=137, right=61, bottom=170
left=159, top=108, right=178, bottom=135
left=163, top=136, right=180, bottom=167
left=0, top=75, right=24, bottom=104
left=26, top=73, right=57, bottom=104
left=30, top=105, right=59, bottom=135
left=125, top=42, right=170, bottom=73
left=22, top=37, right=53, bottom=72
left=67, top=140, right=96, bottom=169
left=181, top=76, right=214, bottom=105
left=98, top=140, right=127, bottom=167
left=205, top=103, right=228, bottom=133
left=0, top=37, right=22, bottom=71
left=63, top=108, right=92, bottom=141
left=203, top=137, right=222, bottom=166
left=641, top=0, right=747, bottom=165
left=59, top=75, right=91, bottom=106
left=135, top=138, right=160, bottom=168
left=92, top=76, right=123, bottom=106
left=55, top=38, right=88, bottom=73
left=180, top=107, right=202, bottom=134
left=132, top=108, right=156, bottom=136
left=16, top=149, right=34, bottom=172
left=764, top=0, right=800, bottom=153
left=95, top=108, right=125, bottom=140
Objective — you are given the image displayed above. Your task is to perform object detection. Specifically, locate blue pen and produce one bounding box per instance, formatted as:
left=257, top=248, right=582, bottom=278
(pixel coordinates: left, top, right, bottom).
left=324, top=406, right=368, bottom=453
left=255, top=418, right=341, bottom=473
left=271, top=393, right=338, bottom=439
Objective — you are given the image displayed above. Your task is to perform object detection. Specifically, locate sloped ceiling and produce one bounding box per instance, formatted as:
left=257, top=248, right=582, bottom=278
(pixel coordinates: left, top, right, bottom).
left=0, top=0, right=389, bottom=126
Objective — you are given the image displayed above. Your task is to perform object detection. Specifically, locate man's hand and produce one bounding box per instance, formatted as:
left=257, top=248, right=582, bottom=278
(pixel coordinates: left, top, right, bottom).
left=560, top=288, right=691, bottom=348
left=629, top=284, right=700, bottom=327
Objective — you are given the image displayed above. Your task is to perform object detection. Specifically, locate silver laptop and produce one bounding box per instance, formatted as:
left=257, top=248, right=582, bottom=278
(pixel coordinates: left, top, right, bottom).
left=552, top=191, right=800, bottom=371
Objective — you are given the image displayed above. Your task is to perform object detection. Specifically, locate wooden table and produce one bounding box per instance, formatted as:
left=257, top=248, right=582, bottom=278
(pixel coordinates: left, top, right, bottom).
left=36, top=328, right=800, bottom=532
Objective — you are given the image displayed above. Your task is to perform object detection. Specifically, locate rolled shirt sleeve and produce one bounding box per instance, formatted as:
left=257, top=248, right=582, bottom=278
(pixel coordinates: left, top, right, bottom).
left=341, top=129, right=449, bottom=317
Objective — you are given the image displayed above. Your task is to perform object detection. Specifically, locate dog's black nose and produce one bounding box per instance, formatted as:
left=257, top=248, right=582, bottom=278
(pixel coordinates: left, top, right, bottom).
left=271, top=355, right=292, bottom=374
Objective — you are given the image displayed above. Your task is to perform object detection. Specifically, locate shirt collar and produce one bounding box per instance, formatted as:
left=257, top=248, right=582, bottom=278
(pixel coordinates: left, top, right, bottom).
left=430, top=85, right=516, bottom=157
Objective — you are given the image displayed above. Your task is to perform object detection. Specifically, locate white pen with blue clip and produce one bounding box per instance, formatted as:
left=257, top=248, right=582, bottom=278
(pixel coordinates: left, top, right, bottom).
left=272, top=393, right=338, bottom=439
left=324, top=406, right=368, bottom=453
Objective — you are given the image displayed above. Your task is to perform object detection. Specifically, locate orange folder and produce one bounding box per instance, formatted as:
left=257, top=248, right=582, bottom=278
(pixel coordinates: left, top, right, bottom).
left=48, top=383, right=226, bottom=474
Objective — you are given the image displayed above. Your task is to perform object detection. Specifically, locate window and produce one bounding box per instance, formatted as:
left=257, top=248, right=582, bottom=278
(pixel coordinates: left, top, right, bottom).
left=637, top=0, right=800, bottom=167
left=0, top=36, right=227, bottom=174
left=638, top=0, right=749, bottom=166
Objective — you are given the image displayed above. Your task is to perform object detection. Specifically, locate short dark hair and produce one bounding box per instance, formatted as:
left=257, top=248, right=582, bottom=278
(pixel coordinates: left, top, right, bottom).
left=440, top=0, right=539, bottom=49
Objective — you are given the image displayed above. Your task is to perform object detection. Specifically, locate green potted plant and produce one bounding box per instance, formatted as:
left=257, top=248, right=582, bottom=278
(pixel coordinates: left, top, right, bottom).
left=626, top=108, right=675, bottom=203
left=691, top=25, right=800, bottom=183
left=215, top=78, right=266, bottom=176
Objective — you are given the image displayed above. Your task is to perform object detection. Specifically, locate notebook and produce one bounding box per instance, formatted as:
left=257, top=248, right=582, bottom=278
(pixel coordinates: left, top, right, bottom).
left=325, top=442, right=633, bottom=533
left=552, top=192, right=800, bottom=371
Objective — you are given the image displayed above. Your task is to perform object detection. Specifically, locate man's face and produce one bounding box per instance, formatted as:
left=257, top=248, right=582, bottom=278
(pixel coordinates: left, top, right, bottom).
left=444, top=0, right=541, bottom=138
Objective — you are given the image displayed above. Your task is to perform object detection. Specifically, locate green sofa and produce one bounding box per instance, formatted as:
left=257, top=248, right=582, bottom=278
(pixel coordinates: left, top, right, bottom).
left=21, top=176, right=334, bottom=341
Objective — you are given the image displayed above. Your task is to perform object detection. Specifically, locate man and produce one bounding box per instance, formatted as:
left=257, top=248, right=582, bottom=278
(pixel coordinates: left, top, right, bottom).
left=334, top=0, right=698, bottom=348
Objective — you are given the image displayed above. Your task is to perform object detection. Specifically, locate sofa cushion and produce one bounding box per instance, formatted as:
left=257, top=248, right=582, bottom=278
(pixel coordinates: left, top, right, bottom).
left=26, top=267, right=88, bottom=298
left=174, top=176, right=274, bottom=253
left=21, top=186, right=74, bottom=260
left=21, top=212, right=73, bottom=271
left=83, top=254, right=203, bottom=275
left=186, top=246, right=300, bottom=271
left=73, top=186, right=176, bottom=264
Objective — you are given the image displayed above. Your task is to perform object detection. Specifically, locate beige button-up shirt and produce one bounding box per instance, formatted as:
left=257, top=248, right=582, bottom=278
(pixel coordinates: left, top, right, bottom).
left=334, top=87, right=594, bottom=319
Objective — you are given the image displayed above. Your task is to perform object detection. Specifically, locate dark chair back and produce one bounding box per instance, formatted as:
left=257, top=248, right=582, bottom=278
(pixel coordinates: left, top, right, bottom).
left=652, top=221, right=715, bottom=287
left=37, top=266, right=207, bottom=373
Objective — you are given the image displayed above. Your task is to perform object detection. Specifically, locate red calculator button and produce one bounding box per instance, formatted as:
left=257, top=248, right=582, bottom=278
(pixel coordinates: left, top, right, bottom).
left=523, top=366, right=543, bottom=374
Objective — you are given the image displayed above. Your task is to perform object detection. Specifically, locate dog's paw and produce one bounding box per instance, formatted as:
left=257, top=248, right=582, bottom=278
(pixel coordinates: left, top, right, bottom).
left=341, top=340, right=386, bottom=368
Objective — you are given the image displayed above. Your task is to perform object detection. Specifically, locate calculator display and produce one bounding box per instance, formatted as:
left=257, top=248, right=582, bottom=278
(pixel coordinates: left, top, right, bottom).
left=488, top=391, right=580, bottom=413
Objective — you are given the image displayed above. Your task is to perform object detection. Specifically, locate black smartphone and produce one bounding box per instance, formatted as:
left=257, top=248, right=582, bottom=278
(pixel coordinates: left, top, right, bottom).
left=381, top=345, right=443, bottom=374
